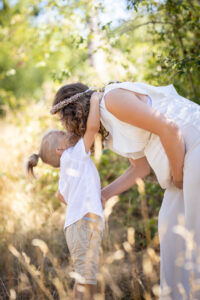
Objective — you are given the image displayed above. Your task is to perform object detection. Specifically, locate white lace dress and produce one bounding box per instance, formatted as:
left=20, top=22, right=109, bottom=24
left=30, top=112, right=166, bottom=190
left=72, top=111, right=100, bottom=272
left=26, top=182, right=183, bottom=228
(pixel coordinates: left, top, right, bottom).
left=100, top=81, right=200, bottom=299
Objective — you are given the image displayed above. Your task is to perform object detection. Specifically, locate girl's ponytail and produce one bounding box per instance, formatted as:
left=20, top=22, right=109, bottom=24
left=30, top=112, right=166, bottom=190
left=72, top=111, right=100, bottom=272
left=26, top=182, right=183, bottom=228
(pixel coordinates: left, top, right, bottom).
left=26, top=153, right=40, bottom=177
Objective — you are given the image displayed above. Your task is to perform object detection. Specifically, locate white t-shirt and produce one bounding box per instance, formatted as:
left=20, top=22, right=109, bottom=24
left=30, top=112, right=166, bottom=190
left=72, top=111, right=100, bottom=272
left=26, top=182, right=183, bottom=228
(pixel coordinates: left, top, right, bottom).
left=59, top=138, right=104, bottom=229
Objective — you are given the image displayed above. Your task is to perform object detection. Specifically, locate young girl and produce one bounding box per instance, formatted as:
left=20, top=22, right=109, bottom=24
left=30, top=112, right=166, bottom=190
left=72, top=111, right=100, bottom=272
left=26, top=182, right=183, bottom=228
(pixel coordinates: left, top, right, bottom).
left=27, top=92, right=104, bottom=300
left=51, top=81, right=200, bottom=299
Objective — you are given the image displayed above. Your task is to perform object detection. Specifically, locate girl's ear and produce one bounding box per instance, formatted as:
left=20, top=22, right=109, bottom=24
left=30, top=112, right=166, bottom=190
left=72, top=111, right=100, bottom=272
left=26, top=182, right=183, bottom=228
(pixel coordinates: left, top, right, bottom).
left=56, top=148, right=65, bottom=157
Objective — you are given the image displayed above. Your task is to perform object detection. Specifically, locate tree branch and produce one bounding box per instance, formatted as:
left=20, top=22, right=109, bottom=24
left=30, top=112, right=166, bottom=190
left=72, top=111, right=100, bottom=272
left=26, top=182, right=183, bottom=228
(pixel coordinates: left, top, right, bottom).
left=120, top=20, right=174, bottom=34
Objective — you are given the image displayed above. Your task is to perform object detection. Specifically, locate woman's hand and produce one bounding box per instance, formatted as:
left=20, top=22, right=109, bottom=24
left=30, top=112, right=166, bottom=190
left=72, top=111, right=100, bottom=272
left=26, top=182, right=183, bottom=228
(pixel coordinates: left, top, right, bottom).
left=171, top=139, right=185, bottom=189
left=101, top=192, right=107, bottom=208
left=172, top=174, right=183, bottom=189
left=173, top=180, right=183, bottom=189
left=56, top=190, right=66, bottom=204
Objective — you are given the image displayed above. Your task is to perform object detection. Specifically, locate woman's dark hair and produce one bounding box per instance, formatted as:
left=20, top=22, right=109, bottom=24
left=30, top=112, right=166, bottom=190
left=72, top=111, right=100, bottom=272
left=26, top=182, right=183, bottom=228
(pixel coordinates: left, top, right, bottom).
left=52, top=82, right=108, bottom=142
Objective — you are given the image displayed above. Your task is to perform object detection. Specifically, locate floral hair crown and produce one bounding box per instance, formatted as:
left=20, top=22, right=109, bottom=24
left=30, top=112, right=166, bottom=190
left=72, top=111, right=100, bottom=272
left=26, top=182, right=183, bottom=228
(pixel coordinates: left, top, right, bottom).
left=50, top=81, right=120, bottom=115
left=50, top=88, right=94, bottom=115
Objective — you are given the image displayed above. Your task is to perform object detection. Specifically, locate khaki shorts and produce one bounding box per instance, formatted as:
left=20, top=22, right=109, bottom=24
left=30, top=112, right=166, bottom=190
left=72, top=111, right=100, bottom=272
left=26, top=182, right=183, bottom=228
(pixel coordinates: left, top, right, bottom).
left=65, top=218, right=104, bottom=285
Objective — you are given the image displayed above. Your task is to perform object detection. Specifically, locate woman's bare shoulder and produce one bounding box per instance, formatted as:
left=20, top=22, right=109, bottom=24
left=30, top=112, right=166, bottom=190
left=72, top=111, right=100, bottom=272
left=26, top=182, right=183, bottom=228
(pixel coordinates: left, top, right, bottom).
left=104, top=88, right=148, bottom=110
left=104, top=88, right=145, bottom=113
left=104, top=86, right=174, bottom=136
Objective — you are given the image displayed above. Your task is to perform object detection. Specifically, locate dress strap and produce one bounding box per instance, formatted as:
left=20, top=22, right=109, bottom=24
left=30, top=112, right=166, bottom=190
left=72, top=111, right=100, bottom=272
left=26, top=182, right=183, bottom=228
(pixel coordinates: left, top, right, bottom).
left=147, top=95, right=152, bottom=106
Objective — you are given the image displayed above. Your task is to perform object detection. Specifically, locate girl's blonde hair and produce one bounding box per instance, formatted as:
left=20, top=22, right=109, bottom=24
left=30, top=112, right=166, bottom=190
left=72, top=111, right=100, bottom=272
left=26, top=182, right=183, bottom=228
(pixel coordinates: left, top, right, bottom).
left=26, top=130, right=78, bottom=177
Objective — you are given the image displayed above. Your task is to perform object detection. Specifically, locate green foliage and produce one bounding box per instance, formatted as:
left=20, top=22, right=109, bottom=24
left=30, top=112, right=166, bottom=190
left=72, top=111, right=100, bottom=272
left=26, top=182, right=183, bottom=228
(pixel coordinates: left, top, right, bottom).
left=0, top=0, right=197, bottom=256
left=1, top=1, right=199, bottom=298
left=126, top=0, right=200, bottom=101
left=0, top=0, right=91, bottom=111
left=0, top=0, right=198, bottom=252
left=98, top=149, right=163, bottom=249
left=1, top=0, right=199, bottom=113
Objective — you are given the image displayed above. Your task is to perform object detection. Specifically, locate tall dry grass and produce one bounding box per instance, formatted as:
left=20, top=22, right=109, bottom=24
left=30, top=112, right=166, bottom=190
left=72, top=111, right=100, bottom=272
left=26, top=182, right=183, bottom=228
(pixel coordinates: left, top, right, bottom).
left=0, top=101, right=161, bottom=299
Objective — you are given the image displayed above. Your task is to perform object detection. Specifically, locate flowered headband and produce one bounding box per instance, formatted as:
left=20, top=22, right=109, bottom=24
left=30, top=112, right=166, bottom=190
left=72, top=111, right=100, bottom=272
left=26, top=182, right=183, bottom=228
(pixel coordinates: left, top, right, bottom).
left=50, top=81, right=121, bottom=115
left=50, top=88, right=94, bottom=115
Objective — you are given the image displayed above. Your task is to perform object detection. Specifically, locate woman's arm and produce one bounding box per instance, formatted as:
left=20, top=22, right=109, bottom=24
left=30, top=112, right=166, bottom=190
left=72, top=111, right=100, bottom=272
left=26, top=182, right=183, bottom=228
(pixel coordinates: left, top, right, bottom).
left=104, top=89, right=185, bottom=189
left=83, top=92, right=103, bottom=153
left=101, top=157, right=150, bottom=205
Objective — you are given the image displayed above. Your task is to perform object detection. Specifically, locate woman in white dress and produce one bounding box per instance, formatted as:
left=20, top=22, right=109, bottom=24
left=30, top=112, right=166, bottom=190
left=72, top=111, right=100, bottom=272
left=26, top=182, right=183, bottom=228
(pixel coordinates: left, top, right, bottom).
left=51, top=81, right=200, bottom=299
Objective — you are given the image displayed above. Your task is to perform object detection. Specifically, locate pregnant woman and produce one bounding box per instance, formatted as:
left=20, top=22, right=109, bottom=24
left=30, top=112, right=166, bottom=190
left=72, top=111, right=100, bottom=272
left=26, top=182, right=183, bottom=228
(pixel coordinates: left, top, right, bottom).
left=51, top=81, right=200, bottom=299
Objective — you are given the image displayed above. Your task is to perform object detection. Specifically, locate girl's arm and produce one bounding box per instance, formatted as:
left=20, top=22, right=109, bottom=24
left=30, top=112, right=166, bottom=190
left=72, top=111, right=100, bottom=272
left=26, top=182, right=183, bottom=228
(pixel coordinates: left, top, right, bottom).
left=101, top=157, right=150, bottom=205
left=83, top=92, right=103, bottom=152
left=104, top=89, right=185, bottom=189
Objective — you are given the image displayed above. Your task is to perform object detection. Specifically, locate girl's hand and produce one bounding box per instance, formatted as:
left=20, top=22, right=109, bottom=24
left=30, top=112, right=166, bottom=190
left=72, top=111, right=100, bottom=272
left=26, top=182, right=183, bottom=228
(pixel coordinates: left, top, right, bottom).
left=91, top=91, right=103, bottom=102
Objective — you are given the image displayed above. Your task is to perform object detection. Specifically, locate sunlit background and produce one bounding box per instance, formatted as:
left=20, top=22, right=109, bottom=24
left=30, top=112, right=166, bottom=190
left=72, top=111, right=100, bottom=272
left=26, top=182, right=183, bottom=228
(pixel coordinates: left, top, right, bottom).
left=0, top=0, right=200, bottom=299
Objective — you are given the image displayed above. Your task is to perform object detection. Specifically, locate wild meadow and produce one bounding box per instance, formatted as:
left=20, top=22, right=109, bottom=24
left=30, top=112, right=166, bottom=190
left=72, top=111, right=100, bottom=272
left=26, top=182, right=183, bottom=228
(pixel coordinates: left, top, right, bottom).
left=0, top=0, right=199, bottom=299
left=0, top=100, right=163, bottom=299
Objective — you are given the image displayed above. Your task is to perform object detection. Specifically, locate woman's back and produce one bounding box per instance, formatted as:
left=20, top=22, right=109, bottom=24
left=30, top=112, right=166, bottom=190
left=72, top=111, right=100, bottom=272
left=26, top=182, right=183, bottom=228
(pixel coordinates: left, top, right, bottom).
left=100, top=82, right=200, bottom=188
